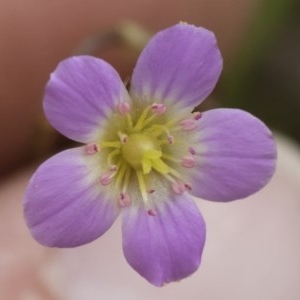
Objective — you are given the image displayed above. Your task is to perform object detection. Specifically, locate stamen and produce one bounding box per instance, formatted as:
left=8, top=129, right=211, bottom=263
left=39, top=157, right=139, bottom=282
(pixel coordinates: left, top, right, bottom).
left=100, top=165, right=118, bottom=186
left=164, top=170, right=183, bottom=187
left=193, top=111, right=202, bottom=120
left=133, top=106, right=152, bottom=130
left=181, top=156, right=196, bottom=168
left=147, top=209, right=156, bottom=216
left=118, top=193, right=131, bottom=208
left=114, top=162, right=127, bottom=188
left=184, top=183, right=192, bottom=191
left=136, top=170, right=149, bottom=205
left=117, top=102, right=131, bottom=115
left=123, top=168, right=132, bottom=192
left=171, top=181, right=186, bottom=194
left=115, top=166, right=132, bottom=203
left=100, top=173, right=113, bottom=186
left=101, top=141, right=121, bottom=149
left=109, top=165, right=118, bottom=171
left=85, top=143, right=100, bottom=154
left=107, top=148, right=120, bottom=166
left=149, top=124, right=174, bottom=144
left=167, top=166, right=182, bottom=178
left=179, top=119, right=197, bottom=131
left=134, top=103, right=168, bottom=131
left=167, top=135, right=174, bottom=144
left=148, top=189, right=155, bottom=194
left=126, top=114, right=134, bottom=130
left=189, top=147, right=196, bottom=155
left=151, top=103, right=167, bottom=115
left=162, top=154, right=179, bottom=163
left=118, top=131, right=128, bottom=144
left=162, top=156, right=191, bottom=176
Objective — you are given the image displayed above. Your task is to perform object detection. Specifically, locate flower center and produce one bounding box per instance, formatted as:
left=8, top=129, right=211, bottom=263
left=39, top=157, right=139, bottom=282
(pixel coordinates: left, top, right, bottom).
left=86, top=102, right=202, bottom=211
left=122, top=133, right=161, bottom=171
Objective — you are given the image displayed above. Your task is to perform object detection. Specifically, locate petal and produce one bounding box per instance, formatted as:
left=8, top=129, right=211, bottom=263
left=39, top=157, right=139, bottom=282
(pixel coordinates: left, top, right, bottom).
left=44, top=55, right=130, bottom=143
left=122, top=193, right=206, bottom=286
left=188, top=109, right=277, bottom=201
left=130, top=23, right=222, bottom=109
left=23, top=147, right=120, bottom=247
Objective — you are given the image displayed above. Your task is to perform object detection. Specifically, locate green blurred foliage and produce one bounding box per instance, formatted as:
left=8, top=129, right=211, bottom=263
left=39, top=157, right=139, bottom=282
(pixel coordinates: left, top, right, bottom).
left=220, top=0, right=300, bottom=142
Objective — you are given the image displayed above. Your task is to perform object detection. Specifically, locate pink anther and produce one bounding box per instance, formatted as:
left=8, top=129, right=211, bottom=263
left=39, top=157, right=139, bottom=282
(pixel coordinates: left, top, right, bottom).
left=100, top=166, right=118, bottom=186
left=148, top=189, right=155, bottom=194
left=188, top=146, right=196, bottom=155
left=179, top=119, right=197, bottom=131
left=85, top=143, right=100, bottom=154
left=181, top=156, right=196, bottom=168
left=167, top=135, right=174, bottom=144
left=118, top=193, right=131, bottom=208
left=118, top=132, right=128, bottom=144
left=171, top=181, right=186, bottom=195
left=109, top=165, right=118, bottom=171
left=100, top=173, right=112, bottom=186
left=151, top=103, right=167, bottom=115
left=184, top=183, right=192, bottom=191
left=117, top=102, right=131, bottom=115
left=147, top=209, right=156, bottom=216
left=193, top=111, right=202, bottom=120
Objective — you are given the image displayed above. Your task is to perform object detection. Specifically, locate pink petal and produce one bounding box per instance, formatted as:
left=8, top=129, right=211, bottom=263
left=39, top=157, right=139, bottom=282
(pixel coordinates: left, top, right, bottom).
left=23, top=147, right=120, bottom=247
left=44, top=56, right=130, bottom=143
left=130, top=23, right=222, bottom=109
left=122, top=193, right=206, bottom=286
left=188, top=109, right=277, bottom=201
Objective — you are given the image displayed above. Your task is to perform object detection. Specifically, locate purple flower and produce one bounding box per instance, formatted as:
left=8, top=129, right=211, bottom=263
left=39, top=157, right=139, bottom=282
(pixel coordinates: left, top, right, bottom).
left=23, top=23, right=276, bottom=286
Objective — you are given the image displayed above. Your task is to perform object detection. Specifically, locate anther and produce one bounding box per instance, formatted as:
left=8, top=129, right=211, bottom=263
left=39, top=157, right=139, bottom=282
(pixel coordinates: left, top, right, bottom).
left=153, top=125, right=174, bottom=144
left=179, top=119, right=197, bottom=131
left=118, top=131, right=128, bottom=144
left=118, top=193, right=131, bottom=208
left=167, top=135, right=174, bottom=145
left=100, top=174, right=112, bottom=186
left=171, top=181, right=186, bottom=194
left=100, top=165, right=118, bottom=186
left=109, top=165, right=118, bottom=171
left=151, top=103, right=167, bottom=115
left=189, top=147, right=196, bottom=155
left=117, top=102, right=131, bottom=115
left=181, top=156, right=196, bottom=168
left=184, top=183, right=192, bottom=191
left=85, top=143, right=100, bottom=154
left=147, top=209, right=156, bottom=216
left=148, top=189, right=155, bottom=194
left=193, top=111, right=202, bottom=120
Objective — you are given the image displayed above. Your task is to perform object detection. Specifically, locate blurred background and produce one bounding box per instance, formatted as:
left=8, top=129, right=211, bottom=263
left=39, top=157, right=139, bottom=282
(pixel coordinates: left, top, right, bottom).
left=1, top=0, right=300, bottom=177
left=0, top=0, right=300, bottom=299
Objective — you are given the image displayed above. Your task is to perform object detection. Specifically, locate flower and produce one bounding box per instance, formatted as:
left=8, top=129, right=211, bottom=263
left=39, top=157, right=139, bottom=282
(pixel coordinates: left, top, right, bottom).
left=23, top=23, right=276, bottom=286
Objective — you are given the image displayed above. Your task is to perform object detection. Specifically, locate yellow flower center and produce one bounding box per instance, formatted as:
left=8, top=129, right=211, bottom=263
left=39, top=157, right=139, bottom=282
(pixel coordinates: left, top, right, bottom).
left=86, top=102, right=200, bottom=211
left=122, top=133, right=169, bottom=175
